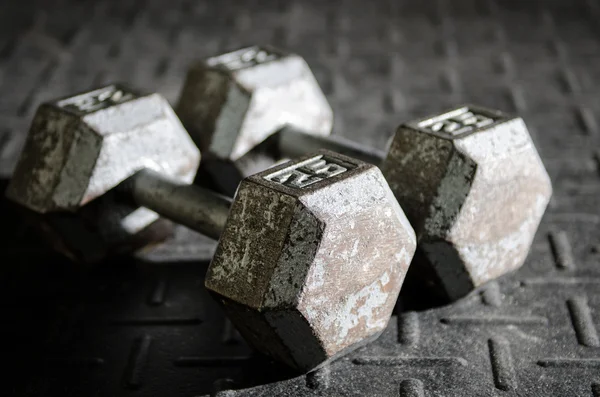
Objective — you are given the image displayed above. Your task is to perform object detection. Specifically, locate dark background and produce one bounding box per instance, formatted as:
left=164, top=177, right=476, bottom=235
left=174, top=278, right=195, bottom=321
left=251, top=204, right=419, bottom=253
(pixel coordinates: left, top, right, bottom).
left=1, top=0, right=599, bottom=396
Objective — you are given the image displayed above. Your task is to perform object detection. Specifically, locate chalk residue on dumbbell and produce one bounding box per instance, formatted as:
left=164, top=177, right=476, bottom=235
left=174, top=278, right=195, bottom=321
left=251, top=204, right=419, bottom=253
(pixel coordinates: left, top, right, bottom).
left=5, top=84, right=416, bottom=371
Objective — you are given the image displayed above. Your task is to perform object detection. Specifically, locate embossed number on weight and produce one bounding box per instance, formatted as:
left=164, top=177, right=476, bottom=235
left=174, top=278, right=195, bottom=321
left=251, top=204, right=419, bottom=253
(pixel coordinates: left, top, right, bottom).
left=206, top=46, right=279, bottom=71
left=419, top=107, right=498, bottom=135
left=57, top=85, right=135, bottom=114
left=264, top=156, right=352, bottom=189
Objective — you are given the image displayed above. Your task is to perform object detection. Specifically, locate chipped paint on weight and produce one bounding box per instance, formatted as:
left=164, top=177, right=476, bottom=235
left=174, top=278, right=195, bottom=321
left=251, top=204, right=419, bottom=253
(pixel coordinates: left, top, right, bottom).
left=388, top=106, right=553, bottom=300
left=459, top=193, right=550, bottom=286
left=205, top=152, right=416, bottom=370
left=264, top=206, right=322, bottom=308
left=302, top=270, right=394, bottom=346
left=181, top=47, right=333, bottom=161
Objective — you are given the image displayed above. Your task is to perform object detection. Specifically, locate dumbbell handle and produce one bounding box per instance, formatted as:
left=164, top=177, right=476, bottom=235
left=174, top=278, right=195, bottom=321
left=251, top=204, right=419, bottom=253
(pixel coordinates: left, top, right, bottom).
left=128, top=169, right=231, bottom=240
left=277, top=127, right=386, bottom=166
left=127, top=129, right=381, bottom=241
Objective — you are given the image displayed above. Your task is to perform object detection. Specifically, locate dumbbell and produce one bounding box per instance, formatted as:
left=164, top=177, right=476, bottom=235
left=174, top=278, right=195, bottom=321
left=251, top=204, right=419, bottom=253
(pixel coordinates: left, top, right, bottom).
left=6, top=84, right=417, bottom=371
left=274, top=107, right=554, bottom=301
left=6, top=85, right=203, bottom=262
left=176, top=46, right=553, bottom=301
left=176, top=45, right=334, bottom=195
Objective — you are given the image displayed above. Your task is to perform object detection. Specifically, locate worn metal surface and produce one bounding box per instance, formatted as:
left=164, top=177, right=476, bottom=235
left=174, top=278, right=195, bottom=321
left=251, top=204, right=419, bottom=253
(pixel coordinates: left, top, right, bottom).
left=261, top=108, right=552, bottom=301
left=382, top=105, right=552, bottom=300
left=1, top=0, right=599, bottom=395
left=128, top=168, right=231, bottom=241
left=206, top=150, right=416, bottom=371
left=5, top=85, right=201, bottom=262
left=7, top=84, right=200, bottom=212
left=175, top=45, right=333, bottom=164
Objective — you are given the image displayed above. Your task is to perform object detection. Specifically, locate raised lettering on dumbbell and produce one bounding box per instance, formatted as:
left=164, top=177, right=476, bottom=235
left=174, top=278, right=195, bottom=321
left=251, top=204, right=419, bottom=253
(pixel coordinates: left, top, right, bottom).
left=206, top=46, right=279, bottom=71
left=265, top=156, right=351, bottom=189
left=57, top=85, right=135, bottom=114
left=418, top=107, right=498, bottom=136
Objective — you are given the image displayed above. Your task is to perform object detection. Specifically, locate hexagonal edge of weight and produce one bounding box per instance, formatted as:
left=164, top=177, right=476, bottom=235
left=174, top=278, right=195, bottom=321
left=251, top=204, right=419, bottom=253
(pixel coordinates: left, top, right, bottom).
left=77, top=93, right=200, bottom=206
left=289, top=158, right=415, bottom=358
left=294, top=202, right=415, bottom=358
left=6, top=104, right=102, bottom=213
left=261, top=202, right=323, bottom=311
left=215, top=295, right=328, bottom=372
left=446, top=115, right=552, bottom=289
left=141, top=92, right=201, bottom=184
left=226, top=53, right=333, bottom=162
left=420, top=146, right=478, bottom=242
left=175, top=63, right=241, bottom=155
left=381, top=124, right=456, bottom=235
left=205, top=178, right=300, bottom=310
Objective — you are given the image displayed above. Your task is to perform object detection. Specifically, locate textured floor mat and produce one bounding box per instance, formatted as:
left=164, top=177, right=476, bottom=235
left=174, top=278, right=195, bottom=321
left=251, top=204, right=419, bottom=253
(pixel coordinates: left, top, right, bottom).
left=1, top=0, right=599, bottom=396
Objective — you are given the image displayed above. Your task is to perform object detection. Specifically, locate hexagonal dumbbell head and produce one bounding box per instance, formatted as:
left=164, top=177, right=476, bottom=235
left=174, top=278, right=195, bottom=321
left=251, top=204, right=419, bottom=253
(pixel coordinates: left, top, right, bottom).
left=206, top=150, right=416, bottom=371
left=381, top=105, right=552, bottom=300
left=176, top=45, right=332, bottom=162
left=6, top=84, right=200, bottom=262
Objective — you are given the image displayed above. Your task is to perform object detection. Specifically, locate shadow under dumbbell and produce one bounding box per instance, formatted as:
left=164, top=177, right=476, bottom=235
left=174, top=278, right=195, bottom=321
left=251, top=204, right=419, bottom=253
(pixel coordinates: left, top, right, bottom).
left=0, top=178, right=60, bottom=262
left=0, top=195, right=299, bottom=396
left=3, top=251, right=300, bottom=396
left=194, top=134, right=282, bottom=197
left=397, top=250, right=453, bottom=312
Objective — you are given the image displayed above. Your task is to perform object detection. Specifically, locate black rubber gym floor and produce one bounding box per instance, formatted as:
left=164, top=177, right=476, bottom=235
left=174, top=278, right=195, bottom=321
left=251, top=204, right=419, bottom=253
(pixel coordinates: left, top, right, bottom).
left=1, top=0, right=599, bottom=396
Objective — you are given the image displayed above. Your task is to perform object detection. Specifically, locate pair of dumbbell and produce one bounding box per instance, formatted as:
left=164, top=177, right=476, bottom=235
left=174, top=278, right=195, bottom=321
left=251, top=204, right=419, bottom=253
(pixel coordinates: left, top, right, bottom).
left=7, top=85, right=413, bottom=372
left=177, top=45, right=553, bottom=302
left=6, top=46, right=552, bottom=372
